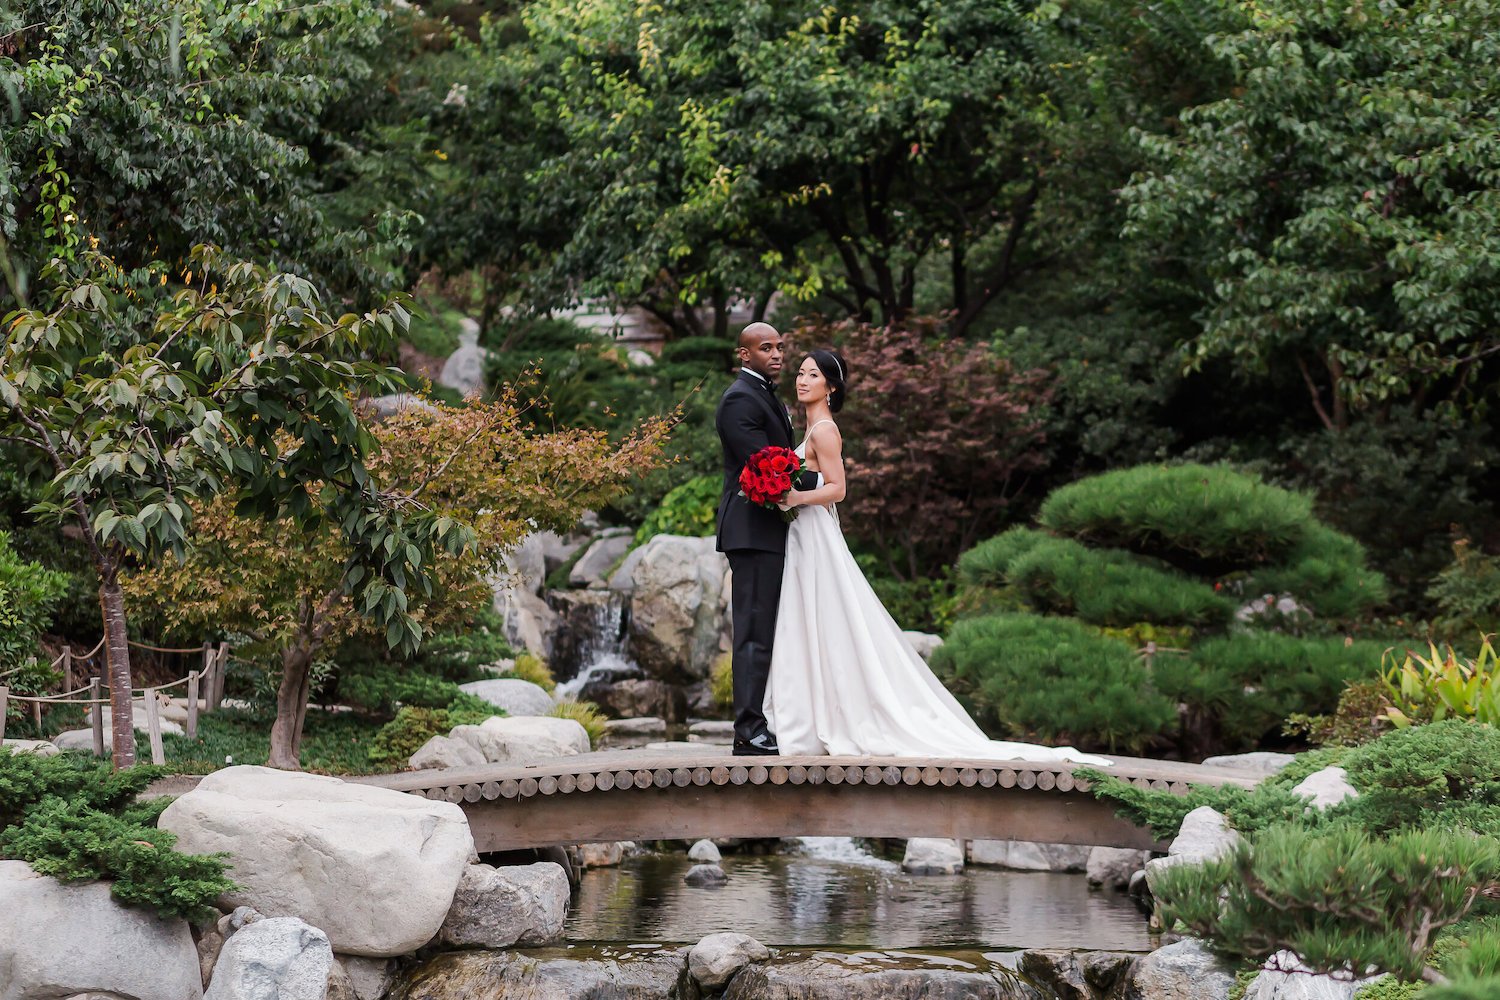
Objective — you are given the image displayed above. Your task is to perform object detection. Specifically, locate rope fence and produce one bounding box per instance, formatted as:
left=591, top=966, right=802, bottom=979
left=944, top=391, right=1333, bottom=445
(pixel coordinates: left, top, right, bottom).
left=1, top=639, right=231, bottom=764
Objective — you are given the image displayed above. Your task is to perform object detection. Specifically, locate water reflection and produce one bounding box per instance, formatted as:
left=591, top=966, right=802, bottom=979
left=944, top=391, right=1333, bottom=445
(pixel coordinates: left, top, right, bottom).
left=567, top=839, right=1150, bottom=951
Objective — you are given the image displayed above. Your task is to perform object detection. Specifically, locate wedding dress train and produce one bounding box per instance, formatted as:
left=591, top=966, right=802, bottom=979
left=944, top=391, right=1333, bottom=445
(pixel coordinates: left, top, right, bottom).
left=763, top=438, right=1111, bottom=766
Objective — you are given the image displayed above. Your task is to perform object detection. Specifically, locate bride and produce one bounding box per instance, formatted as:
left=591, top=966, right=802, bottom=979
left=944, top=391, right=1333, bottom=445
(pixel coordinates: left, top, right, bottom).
left=762, top=349, right=1110, bottom=766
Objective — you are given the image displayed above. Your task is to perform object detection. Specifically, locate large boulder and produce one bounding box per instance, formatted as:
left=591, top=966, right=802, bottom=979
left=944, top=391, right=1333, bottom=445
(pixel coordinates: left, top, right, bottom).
left=1087, top=847, right=1153, bottom=891
left=901, top=631, right=944, bottom=663
left=688, top=932, right=771, bottom=989
left=2, top=738, right=58, bottom=756
left=436, top=322, right=488, bottom=397
left=389, top=949, right=686, bottom=998
left=458, top=678, right=555, bottom=717
left=0, top=860, right=202, bottom=1000
left=331, top=956, right=396, bottom=1000
left=1242, top=951, right=1383, bottom=1000
left=901, top=838, right=965, bottom=875
left=1200, top=752, right=1297, bottom=779
left=436, top=862, right=569, bottom=949
left=570, top=531, right=632, bottom=589
left=408, top=734, right=485, bottom=770
left=500, top=532, right=548, bottom=597
left=204, top=917, right=332, bottom=1000
left=722, top=952, right=1041, bottom=999
left=968, top=841, right=1089, bottom=872
left=491, top=584, right=561, bottom=660
left=626, top=534, right=730, bottom=684
left=1126, top=939, right=1237, bottom=1000
left=448, top=716, right=589, bottom=765
left=579, top=677, right=688, bottom=722
left=158, top=766, right=473, bottom=957
left=1145, top=807, right=1242, bottom=895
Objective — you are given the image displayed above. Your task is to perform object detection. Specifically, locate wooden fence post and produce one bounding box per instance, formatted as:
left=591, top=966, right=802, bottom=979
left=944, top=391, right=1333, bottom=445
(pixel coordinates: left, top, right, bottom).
left=60, top=647, right=72, bottom=693
left=89, top=678, right=104, bottom=757
left=31, top=698, right=40, bottom=731
left=213, top=642, right=229, bottom=710
left=0, top=686, right=8, bottom=743
left=186, top=671, right=200, bottom=740
left=145, top=689, right=165, bottom=766
left=200, top=642, right=214, bottom=712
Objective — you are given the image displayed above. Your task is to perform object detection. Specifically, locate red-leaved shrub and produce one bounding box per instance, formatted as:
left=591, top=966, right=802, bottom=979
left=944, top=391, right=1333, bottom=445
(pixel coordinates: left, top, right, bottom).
left=791, top=316, right=1051, bottom=578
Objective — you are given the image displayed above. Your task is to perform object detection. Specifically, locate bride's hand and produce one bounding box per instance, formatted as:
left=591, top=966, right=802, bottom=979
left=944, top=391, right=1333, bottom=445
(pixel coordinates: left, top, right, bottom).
left=780, top=490, right=805, bottom=508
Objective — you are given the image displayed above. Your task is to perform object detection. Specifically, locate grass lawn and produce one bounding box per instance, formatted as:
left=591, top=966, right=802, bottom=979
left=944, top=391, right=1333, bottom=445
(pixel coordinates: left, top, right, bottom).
left=146, top=707, right=400, bottom=776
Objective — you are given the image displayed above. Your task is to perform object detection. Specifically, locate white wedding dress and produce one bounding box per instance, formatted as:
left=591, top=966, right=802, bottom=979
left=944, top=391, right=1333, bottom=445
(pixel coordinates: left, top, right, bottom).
left=763, top=429, right=1111, bottom=765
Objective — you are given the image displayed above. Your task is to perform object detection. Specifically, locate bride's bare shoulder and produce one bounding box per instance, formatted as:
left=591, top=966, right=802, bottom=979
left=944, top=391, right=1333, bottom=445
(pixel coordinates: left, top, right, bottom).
left=808, top=419, right=843, bottom=448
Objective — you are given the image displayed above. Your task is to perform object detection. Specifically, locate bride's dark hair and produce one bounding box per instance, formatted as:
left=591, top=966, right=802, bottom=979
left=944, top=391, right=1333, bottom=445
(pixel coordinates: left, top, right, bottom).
left=808, top=349, right=849, bottom=412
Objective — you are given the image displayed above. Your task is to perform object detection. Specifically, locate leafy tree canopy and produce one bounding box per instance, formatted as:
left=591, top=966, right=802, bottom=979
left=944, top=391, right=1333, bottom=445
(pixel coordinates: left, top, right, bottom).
left=1124, top=0, right=1500, bottom=428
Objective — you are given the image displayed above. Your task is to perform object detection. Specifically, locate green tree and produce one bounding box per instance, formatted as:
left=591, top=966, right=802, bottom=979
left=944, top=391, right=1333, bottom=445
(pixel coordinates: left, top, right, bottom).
left=1123, top=0, right=1500, bottom=427
left=0, top=0, right=413, bottom=305
left=126, top=396, right=666, bottom=769
left=427, top=0, right=1067, bottom=335
left=0, top=246, right=471, bottom=767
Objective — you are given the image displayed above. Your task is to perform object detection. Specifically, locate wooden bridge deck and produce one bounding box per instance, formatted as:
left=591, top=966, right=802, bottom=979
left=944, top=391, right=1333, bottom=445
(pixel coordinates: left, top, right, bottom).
left=351, top=747, right=1259, bottom=853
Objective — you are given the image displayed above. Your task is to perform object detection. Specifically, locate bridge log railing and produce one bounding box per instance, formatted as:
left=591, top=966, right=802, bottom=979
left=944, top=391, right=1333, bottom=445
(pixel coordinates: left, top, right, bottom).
left=355, top=751, right=1259, bottom=853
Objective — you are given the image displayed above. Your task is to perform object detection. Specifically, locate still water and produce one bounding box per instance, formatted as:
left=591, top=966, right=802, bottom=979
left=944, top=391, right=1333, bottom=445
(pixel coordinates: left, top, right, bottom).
left=566, top=837, right=1151, bottom=952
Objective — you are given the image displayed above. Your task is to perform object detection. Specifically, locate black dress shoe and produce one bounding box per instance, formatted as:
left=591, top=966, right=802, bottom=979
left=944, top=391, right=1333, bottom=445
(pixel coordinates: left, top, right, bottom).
left=732, top=733, right=780, bottom=756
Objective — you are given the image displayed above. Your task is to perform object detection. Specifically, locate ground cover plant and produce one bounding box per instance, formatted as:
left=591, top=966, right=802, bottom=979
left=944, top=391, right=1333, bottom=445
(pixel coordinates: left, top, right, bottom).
left=0, top=749, right=233, bottom=921
left=1084, top=719, right=1500, bottom=994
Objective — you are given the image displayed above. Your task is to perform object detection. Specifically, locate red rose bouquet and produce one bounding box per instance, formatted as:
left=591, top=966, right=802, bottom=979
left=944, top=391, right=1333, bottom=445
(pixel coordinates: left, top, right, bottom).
left=738, top=445, right=802, bottom=521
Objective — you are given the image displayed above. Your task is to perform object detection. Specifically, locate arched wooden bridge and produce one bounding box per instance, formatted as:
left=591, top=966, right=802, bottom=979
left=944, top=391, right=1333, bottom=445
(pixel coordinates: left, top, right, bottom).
left=352, top=747, right=1258, bottom=854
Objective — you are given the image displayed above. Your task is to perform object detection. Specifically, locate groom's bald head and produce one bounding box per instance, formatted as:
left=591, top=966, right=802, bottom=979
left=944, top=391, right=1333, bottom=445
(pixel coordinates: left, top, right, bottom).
left=737, top=323, right=785, bottom=380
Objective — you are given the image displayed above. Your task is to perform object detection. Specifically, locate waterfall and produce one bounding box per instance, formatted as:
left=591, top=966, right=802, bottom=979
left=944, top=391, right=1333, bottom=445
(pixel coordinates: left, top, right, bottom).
left=552, top=590, right=642, bottom=699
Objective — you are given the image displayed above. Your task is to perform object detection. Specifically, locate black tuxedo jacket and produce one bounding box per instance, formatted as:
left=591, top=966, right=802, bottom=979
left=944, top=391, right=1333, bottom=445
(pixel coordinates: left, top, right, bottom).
left=715, top=371, right=795, bottom=554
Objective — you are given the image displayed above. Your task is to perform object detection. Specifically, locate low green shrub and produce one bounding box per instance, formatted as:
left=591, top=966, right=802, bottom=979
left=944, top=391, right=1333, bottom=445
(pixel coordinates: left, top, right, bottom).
left=334, top=608, right=513, bottom=713
left=1338, top=719, right=1500, bottom=836
left=1087, top=719, right=1500, bottom=840
left=1155, top=633, right=1388, bottom=750
left=954, top=526, right=1050, bottom=588
left=550, top=699, right=607, bottom=748
left=1153, top=825, right=1500, bottom=985
left=503, top=653, right=555, bottom=693
left=339, top=667, right=466, bottom=715
left=932, top=613, right=1175, bottom=752
left=1007, top=536, right=1233, bottom=628
left=1080, top=747, right=1346, bottom=840
left=634, top=474, right=720, bottom=545
left=366, top=693, right=498, bottom=766
left=1284, top=679, right=1393, bottom=748
left=1381, top=637, right=1500, bottom=728
left=710, top=653, right=733, bottom=711
left=1426, top=539, right=1500, bottom=641
left=1247, top=523, right=1389, bottom=618
left=0, top=751, right=234, bottom=922
left=1038, top=464, right=1314, bottom=574
left=0, top=529, right=70, bottom=670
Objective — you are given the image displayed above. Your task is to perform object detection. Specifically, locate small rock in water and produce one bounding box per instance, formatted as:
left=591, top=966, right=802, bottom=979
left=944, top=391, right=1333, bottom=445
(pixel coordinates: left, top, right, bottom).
left=689, top=932, right=771, bottom=988
left=901, top=838, right=964, bottom=875
left=688, top=839, right=722, bottom=863
left=684, top=863, right=728, bottom=887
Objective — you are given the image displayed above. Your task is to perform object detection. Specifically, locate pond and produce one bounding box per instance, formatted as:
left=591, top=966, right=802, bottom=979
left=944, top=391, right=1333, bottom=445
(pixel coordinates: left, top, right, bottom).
left=566, top=836, right=1151, bottom=952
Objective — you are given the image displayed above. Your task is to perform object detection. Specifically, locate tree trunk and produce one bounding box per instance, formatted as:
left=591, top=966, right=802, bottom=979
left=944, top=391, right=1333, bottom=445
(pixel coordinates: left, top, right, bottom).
left=97, top=571, right=136, bottom=769
left=268, top=645, right=316, bottom=770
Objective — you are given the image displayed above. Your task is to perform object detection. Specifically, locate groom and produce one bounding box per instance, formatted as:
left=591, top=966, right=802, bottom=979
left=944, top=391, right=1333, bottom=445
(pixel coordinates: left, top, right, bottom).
left=715, top=322, right=794, bottom=756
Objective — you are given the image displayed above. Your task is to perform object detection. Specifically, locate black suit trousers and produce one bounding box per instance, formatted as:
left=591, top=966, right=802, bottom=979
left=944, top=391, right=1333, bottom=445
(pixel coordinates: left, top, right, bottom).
left=726, top=549, right=785, bottom=743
